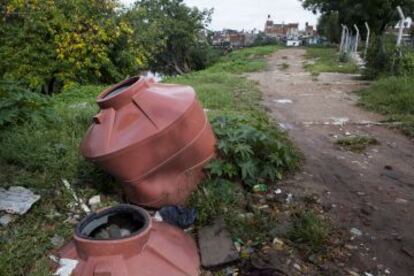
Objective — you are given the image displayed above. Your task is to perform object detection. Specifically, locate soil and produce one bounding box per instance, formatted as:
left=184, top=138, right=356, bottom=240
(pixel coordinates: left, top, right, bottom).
left=248, top=48, right=414, bottom=276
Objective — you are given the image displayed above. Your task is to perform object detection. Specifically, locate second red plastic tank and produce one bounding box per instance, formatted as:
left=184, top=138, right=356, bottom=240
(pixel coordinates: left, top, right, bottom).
left=80, top=77, right=216, bottom=208
left=59, top=204, right=200, bottom=275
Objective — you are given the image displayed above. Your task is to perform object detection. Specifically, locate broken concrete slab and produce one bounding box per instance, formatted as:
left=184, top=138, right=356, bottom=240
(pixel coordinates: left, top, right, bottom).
left=198, top=217, right=239, bottom=268
left=0, top=186, right=40, bottom=215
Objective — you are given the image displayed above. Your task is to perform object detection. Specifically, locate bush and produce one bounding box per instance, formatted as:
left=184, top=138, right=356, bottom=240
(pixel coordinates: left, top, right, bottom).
left=358, top=76, right=414, bottom=137
left=365, top=35, right=414, bottom=79
left=206, top=115, right=298, bottom=188
left=0, top=81, right=53, bottom=129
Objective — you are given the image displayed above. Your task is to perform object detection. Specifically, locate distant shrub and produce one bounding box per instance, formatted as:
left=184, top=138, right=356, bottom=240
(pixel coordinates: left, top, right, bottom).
left=0, top=81, right=53, bottom=128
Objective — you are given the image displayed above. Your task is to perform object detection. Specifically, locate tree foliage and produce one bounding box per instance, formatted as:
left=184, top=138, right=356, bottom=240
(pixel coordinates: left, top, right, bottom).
left=317, top=12, right=341, bottom=43
left=0, top=0, right=143, bottom=93
left=125, top=0, right=213, bottom=74
left=301, top=0, right=414, bottom=35
left=0, top=0, right=212, bottom=93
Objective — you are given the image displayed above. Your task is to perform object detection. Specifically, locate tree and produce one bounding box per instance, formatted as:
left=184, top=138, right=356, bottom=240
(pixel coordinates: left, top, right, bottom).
left=317, top=12, right=341, bottom=43
left=301, top=0, right=414, bottom=35
left=0, top=0, right=144, bottom=93
left=126, top=0, right=212, bottom=74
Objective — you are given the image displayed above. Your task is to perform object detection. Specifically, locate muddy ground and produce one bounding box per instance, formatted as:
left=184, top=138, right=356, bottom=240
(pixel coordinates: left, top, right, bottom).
left=248, top=48, right=414, bottom=276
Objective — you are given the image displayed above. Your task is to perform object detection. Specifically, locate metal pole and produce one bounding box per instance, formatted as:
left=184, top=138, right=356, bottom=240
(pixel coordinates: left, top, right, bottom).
left=354, top=24, right=360, bottom=52
left=340, top=24, right=346, bottom=53
left=397, top=6, right=406, bottom=47
left=364, top=22, right=370, bottom=59
left=344, top=26, right=349, bottom=53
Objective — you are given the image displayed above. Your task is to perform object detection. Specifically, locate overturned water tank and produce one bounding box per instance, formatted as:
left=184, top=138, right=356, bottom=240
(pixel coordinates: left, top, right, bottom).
left=80, top=77, right=216, bottom=208
left=59, top=205, right=200, bottom=275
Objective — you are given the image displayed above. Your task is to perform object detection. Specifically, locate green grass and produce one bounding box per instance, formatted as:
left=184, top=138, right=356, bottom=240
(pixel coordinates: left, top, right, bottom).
left=336, top=136, right=380, bottom=153
left=358, top=76, right=414, bottom=137
left=205, top=45, right=282, bottom=74
left=304, top=47, right=359, bottom=76
left=288, top=211, right=330, bottom=254
left=0, top=45, right=297, bottom=274
left=167, top=45, right=298, bottom=242
left=279, top=63, right=289, bottom=70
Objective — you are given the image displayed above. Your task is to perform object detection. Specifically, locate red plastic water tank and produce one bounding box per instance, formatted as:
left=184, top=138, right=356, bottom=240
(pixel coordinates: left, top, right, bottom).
left=59, top=205, right=200, bottom=275
left=80, top=77, right=216, bottom=208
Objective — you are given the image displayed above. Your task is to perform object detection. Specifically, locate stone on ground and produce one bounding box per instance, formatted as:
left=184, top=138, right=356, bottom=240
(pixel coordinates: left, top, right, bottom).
left=198, top=217, right=239, bottom=268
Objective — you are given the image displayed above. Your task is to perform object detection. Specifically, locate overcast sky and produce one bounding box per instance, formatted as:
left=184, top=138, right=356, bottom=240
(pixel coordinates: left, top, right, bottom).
left=120, top=0, right=319, bottom=31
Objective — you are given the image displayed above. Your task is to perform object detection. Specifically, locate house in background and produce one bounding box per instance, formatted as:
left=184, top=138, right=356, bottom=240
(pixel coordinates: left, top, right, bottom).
left=212, top=29, right=257, bottom=48
left=264, top=15, right=299, bottom=40
left=264, top=15, right=320, bottom=46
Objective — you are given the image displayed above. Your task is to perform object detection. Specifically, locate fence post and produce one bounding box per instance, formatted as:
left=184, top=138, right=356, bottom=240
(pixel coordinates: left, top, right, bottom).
left=354, top=24, right=360, bottom=52
left=340, top=24, right=346, bottom=53
left=364, top=22, right=370, bottom=59
left=397, top=6, right=406, bottom=47
left=344, top=26, right=349, bottom=53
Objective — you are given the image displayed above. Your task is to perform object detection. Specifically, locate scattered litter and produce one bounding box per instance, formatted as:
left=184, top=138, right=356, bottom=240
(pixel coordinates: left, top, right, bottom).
left=62, top=179, right=90, bottom=214
left=258, top=205, right=269, bottom=210
left=0, top=186, right=41, bottom=215
left=159, top=206, right=197, bottom=229
left=69, top=102, right=89, bottom=109
left=253, top=184, right=268, bottom=193
left=364, top=272, right=374, bottom=276
left=347, top=271, right=360, bottom=276
left=272, top=237, right=284, bottom=250
left=49, top=255, right=59, bottom=263
left=350, top=228, right=363, bottom=237
left=274, top=99, right=293, bottom=104
left=345, top=131, right=351, bottom=136
left=274, top=189, right=282, bottom=195
left=286, top=193, right=293, bottom=204
left=330, top=117, right=350, bottom=126
left=88, top=195, right=101, bottom=210
left=153, top=211, right=163, bottom=222
left=204, top=108, right=210, bottom=113
left=279, top=123, right=293, bottom=130
left=294, top=263, right=302, bottom=271
left=395, top=198, right=408, bottom=204
left=0, top=214, right=14, bottom=226
left=53, top=258, right=79, bottom=276
left=51, top=234, right=65, bottom=248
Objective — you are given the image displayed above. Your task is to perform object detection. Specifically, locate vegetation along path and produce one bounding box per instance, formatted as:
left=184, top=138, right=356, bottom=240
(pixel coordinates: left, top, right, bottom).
left=248, top=48, right=414, bottom=275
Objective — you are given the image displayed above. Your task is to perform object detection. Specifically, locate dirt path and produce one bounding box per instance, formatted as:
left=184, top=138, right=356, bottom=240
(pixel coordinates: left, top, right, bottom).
left=248, top=48, right=414, bottom=276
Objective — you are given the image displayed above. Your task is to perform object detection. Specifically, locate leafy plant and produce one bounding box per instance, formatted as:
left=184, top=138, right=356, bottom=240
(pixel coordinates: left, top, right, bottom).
left=206, top=115, right=298, bottom=188
left=0, top=81, right=53, bottom=128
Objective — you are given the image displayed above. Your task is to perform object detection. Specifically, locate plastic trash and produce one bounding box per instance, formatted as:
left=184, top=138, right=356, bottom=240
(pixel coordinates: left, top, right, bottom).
left=159, top=206, right=197, bottom=229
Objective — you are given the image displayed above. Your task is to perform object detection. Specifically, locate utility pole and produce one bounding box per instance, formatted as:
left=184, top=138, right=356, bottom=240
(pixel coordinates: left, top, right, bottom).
left=354, top=24, right=360, bottom=52
left=364, top=22, right=370, bottom=59
left=397, top=6, right=406, bottom=47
